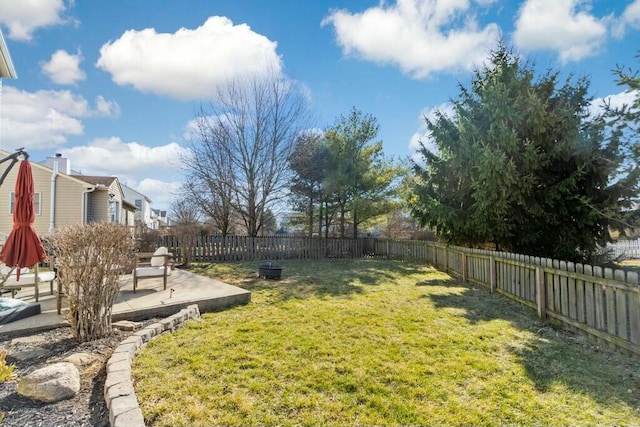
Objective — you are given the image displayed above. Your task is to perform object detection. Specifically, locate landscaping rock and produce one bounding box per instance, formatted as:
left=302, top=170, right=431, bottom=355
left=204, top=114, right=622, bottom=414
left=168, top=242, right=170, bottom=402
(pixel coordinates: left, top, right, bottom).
left=17, top=362, right=80, bottom=403
left=64, top=352, right=103, bottom=367
left=112, top=320, right=143, bottom=331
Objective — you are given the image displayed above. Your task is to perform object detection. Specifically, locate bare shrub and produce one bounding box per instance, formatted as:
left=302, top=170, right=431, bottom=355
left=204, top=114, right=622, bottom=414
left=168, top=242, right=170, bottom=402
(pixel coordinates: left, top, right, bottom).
left=135, top=226, right=161, bottom=252
left=49, top=222, right=134, bottom=342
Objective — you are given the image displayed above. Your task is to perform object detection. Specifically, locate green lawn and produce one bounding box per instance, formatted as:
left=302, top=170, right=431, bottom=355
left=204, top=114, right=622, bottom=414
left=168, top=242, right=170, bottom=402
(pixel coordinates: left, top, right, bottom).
left=133, top=259, right=640, bottom=426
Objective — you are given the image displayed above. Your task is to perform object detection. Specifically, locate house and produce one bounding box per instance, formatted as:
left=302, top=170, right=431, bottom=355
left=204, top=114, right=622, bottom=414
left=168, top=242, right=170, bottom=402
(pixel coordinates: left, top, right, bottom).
left=0, top=29, right=17, bottom=79
left=122, top=184, right=153, bottom=229
left=0, top=150, right=138, bottom=236
left=151, top=208, right=170, bottom=229
left=68, top=175, right=136, bottom=228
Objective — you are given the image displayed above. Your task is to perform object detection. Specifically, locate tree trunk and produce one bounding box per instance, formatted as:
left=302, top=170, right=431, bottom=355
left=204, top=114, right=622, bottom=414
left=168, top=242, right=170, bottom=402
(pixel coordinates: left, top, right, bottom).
left=308, top=198, right=314, bottom=238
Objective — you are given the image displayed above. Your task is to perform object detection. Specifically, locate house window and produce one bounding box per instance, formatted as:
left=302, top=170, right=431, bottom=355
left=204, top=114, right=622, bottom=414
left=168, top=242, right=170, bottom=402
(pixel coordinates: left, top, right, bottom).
left=135, top=199, right=142, bottom=209
left=9, top=192, right=41, bottom=215
left=110, top=201, right=120, bottom=223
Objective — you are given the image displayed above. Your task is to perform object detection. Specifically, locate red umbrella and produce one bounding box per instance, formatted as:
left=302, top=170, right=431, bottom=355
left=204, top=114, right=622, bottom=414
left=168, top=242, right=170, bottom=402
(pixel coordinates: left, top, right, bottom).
left=0, top=160, right=46, bottom=280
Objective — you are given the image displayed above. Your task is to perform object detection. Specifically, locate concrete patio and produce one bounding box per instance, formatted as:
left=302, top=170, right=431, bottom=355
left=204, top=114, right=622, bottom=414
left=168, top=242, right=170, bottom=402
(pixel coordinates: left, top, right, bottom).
left=0, top=269, right=251, bottom=337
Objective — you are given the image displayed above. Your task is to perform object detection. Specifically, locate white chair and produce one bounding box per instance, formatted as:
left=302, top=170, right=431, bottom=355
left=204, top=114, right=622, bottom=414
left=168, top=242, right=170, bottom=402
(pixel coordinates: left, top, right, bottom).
left=0, top=264, right=56, bottom=302
left=132, top=247, right=172, bottom=293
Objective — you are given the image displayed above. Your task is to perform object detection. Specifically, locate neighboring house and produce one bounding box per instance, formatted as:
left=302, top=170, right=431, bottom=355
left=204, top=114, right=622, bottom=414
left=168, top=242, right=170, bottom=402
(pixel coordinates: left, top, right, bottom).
left=0, top=150, right=137, bottom=236
left=122, top=184, right=153, bottom=229
left=69, top=175, right=136, bottom=229
left=151, top=208, right=169, bottom=229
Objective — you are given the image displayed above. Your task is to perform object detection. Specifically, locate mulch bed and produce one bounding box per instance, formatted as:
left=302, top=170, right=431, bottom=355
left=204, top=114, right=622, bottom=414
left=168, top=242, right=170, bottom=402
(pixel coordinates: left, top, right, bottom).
left=0, top=325, right=142, bottom=427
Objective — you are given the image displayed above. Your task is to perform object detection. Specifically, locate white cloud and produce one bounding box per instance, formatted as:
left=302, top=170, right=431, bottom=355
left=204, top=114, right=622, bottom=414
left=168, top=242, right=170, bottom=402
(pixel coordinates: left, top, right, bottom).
left=135, top=178, right=182, bottom=211
left=96, top=16, right=283, bottom=100
left=513, top=0, right=608, bottom=63
left=0, top=86, right=118, bottom=149
left=623, top=0, right=640, bottom=27
left=409, top=102, right=454, bottom=160
left=0, top=86, right=119, bottom=149
left=589, top=90, right=640, bottom=117
left=63, top=137, right=188, bottom=178
left=613, top=0, right=640, bottom=37
left=0, top=0, right=68, bottom=41
left=41, top=49, right=86, bottom=85
left=322, top=0, right=500, bottom=79
left=95, top=96, right=121, bottom=117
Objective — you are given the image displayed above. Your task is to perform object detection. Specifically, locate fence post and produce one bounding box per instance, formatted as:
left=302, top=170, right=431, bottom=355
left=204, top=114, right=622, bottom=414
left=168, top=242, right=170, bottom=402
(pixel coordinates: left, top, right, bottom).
left=386, top=240, right=390, bottom=259
left=489, top=256, right=496, bottom=293
left=462, top=251, right=468, bottom=282
left=535, top=266, right=546, bottom=319
left=443, top=246, right=448, bottom=272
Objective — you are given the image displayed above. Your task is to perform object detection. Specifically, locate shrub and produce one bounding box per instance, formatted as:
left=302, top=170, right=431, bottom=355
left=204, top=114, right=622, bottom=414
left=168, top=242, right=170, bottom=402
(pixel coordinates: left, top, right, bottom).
left=0, top=350, right=16, bottom=382
left=50, top=222, right=134, bottom=342
left=135, top=226, right=161, bottom=252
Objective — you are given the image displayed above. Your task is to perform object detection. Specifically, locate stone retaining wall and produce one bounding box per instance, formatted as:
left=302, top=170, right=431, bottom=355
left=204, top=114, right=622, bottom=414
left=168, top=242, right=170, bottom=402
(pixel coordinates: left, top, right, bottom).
left=104, top=304, right=201, bottom=427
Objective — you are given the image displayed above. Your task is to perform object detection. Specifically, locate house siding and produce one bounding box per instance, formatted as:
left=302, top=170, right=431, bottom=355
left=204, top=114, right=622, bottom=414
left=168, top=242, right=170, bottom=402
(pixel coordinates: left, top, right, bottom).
left=52, top=177, right=86, bottom=230
left=0, top=151, right=147, bottom=239
left=89, top=190, right=110, bottom=222
left=0, top=161, right=89, bottom=236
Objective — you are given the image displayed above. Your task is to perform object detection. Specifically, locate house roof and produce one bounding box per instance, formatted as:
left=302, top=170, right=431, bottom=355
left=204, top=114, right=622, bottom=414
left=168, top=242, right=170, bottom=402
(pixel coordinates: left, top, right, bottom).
left=122, top=199, right=137, bottom=210
left=121, top=183, right=152, bottom=203
left=0, top=30, right=17, bottom=79
left=0, top=150, right=98, bottom=188
left=71, top=175, right=118, bottom=187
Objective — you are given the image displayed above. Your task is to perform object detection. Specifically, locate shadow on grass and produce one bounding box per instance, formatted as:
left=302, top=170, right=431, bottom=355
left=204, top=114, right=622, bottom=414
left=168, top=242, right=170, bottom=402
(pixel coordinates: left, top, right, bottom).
left=423, top=277, right=640, bottom=410
left=195, top=258, right=426, bottom=301
left=415, top=276, right=456, bottom=287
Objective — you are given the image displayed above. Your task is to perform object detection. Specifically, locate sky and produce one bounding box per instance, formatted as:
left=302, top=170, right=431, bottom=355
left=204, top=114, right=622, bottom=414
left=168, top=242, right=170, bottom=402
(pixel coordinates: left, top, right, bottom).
left=0, top=0, right=638, bottom=212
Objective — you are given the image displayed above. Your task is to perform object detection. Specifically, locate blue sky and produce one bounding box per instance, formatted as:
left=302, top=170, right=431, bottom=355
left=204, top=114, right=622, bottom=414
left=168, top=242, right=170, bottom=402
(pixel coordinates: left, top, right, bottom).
left=0, top=0, right=638, bottom=211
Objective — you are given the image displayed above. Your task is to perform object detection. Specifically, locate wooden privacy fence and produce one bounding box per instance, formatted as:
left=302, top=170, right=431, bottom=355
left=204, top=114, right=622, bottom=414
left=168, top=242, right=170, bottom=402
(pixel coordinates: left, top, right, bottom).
left=371, top=238, right=640, bottom=357
left=160, top=235, right=364, bottom=263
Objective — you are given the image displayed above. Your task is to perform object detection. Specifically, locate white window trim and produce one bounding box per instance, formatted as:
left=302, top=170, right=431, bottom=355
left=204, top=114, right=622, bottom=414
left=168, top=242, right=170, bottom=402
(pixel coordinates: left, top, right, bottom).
left=9, top=192, right=42, bottom=216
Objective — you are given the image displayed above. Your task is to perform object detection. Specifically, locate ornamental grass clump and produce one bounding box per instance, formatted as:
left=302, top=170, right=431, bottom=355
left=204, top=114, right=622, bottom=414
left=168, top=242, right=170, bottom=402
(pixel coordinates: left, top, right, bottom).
left=0, top=350, right=16, bottom=382
left=50, top=222, right=134, bottom=342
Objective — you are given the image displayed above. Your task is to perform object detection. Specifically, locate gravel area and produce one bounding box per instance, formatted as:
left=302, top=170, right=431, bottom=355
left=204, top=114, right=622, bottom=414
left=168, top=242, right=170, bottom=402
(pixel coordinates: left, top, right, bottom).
left=0, top=325, right=142, bottom=427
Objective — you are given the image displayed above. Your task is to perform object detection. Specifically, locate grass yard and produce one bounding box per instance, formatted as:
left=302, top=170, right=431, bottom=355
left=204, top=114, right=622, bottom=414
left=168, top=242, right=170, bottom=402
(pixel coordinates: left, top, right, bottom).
left=133, top=259, right=640, bottom=426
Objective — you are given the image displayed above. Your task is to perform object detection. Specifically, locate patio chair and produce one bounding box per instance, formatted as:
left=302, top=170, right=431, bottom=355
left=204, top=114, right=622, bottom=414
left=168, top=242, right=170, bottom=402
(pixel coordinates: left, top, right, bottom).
left=132, top=246, right=172, bottom=293
left=0, top=263, right=56, bottom=302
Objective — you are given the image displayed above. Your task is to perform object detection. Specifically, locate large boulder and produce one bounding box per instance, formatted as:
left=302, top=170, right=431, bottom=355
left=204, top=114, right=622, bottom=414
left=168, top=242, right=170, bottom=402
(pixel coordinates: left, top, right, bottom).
left=17, top=362, right=80, bottom=403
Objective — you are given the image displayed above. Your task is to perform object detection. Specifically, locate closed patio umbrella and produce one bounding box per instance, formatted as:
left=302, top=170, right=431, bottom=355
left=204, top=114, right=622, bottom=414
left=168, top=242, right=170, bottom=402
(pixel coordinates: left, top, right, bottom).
left=0, top=160, right=46, bottom=280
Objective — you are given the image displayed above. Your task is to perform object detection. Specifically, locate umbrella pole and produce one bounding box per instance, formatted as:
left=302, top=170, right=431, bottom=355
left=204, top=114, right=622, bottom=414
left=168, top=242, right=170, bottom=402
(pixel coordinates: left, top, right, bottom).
left=0, top=148, right=29, bottom=188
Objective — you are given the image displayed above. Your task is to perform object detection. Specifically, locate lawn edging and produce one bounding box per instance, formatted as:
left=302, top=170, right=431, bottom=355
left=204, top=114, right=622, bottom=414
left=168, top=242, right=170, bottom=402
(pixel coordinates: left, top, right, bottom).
left=104, top=304, right=201, bottom=427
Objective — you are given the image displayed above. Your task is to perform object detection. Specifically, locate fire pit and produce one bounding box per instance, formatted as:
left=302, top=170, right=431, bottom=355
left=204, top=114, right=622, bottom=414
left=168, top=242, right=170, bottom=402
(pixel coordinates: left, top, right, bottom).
left=258, top=263, right=283, bottom=280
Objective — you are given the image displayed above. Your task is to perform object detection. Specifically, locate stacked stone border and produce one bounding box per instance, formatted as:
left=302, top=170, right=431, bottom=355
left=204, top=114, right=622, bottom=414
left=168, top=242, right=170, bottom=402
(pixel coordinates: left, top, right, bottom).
left=104, top=304, right=201, bottom=427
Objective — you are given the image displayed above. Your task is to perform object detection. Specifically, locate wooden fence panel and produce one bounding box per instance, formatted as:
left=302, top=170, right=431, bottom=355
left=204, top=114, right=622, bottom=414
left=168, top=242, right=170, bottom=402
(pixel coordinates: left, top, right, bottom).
left=604, top=269, right=617, bottom=348
left=628, top=272, right=640, bottom=346
left=575, top=263, right=586, bottom=324
left=594, top=266, right=606, bottom=336
left=584, top=265, right=596, bottom=328
left=615, top=269, right=629, bottom=343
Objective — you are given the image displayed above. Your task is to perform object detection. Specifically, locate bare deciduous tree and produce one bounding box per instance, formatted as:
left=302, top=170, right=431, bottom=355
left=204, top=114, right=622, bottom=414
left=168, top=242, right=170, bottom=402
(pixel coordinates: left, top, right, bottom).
left=170, top=196, right=201, bottom=267
left=182, top=71, right=312, bottom=237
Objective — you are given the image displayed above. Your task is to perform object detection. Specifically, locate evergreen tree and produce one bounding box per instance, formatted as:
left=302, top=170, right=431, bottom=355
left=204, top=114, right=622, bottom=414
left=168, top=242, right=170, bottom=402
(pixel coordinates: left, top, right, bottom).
left=410, top=45, right=640, bottom=262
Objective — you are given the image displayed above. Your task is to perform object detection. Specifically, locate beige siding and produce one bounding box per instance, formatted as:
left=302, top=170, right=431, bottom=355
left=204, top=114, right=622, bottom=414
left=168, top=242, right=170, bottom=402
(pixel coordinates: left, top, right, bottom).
left=52, top=176, right=87, bottom=230
left=0, top=162, right=18, bottom=236
left=0, top=152, right=137, bottom=240
left=90, top=190, right=110, bottom=222
left=0, top=156, right=94, bottom=237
